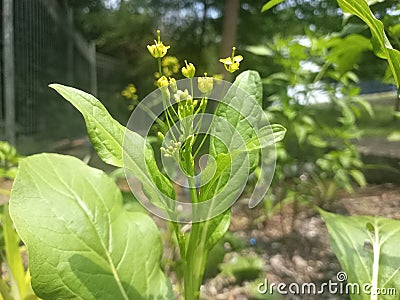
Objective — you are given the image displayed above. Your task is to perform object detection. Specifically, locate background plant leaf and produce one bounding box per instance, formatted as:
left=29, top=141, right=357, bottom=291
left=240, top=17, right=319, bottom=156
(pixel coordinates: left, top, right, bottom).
left=336, top=0, right=400, bottom=87
left=10, top=154, right=173, bottom=300
left=320, top=210, right=400, bottom=300
left=261, top=0, right=286, bottom=12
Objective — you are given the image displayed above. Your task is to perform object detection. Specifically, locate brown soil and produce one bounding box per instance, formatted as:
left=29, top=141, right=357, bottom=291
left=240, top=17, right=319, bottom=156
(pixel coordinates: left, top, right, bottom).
left=200, top=184, right=400, bottom=300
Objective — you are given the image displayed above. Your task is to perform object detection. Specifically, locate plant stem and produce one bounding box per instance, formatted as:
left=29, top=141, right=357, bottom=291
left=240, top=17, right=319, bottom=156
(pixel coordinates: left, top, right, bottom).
left=181, top=144, right=206, bottom=300
left=158, top=58, right=162, bottom=76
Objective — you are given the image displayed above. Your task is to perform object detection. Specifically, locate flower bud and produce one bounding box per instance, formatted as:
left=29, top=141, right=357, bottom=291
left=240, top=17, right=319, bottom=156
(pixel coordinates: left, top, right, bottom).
left=198, top=73, right=213, bottom=96
left=157, top=132, right=165, bottom=140
left=174, top=89, right=191, bottom=103
left=169, top=77, right=178, bottom=93
left=182, top=60, right=195, bottom=78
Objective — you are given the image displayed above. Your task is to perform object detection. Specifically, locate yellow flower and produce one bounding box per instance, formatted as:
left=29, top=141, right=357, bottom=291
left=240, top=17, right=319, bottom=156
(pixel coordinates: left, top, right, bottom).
left=162, top=56, right=180, bottom=77
left=121, top=84, right=138, bottom=101
left=182, top=60, right=195, bottom=78
left=147, top=30, right=170, bottom=58
left=198, top=73, right=213, bottom=96
left=157, top=76, right=169, bottom=88
left=219, top=47, right=243, bottom=73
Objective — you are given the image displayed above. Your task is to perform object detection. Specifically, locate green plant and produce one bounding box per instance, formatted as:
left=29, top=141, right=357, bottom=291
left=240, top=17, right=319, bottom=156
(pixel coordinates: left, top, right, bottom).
left=0, top=142, right=38, bottom=300
left=262, top=0, right=400, bottom=298
left=247, top=32, right=372, bottom=212
left=320, top=1, right=400, bottom=299
left=0, top=142, right=20, bottom=180
left=320, top=210, right=400, bottom=300
left=9, top=32, right=285, bottom=299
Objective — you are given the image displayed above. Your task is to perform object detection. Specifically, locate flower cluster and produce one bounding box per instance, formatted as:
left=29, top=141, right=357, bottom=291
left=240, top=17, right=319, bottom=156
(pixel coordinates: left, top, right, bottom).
left=121, top=83, right=139, bottom=110
left=146, top=30, right=243, bottom=159
left=160, top=140, right=182, bottom=158
left=158, top=56, right=180, bottom=78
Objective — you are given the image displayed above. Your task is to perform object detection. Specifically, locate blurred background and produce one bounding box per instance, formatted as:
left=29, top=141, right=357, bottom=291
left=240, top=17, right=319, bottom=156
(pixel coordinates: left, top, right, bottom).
left=1, top=0, right=398, bottom=152
left=1, top=1, right=400, bottom=299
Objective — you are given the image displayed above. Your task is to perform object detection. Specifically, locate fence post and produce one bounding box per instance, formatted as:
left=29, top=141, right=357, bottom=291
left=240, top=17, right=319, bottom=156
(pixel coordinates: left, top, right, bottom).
left=3, top=0, right=16, bottom=145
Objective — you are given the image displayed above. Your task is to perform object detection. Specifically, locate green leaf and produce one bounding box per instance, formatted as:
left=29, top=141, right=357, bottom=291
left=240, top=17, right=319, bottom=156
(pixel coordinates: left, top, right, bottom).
left=203, top=211, right=231, bottom=251
left=49, top=84, right=175, bottom=212
left=10, top=154, right=173, bottom=300
left=246, top=124, right=286, bottom=151
left=320, top=210, right=400, bottom=300
left=49, top=85, right=124, bottom=167
left=349, top=169, right=366, bottom=187
left=3, top=205, right=27, bottom=299
left=387, top=131, right=400, bottom=142
left=325, top=34, right=372, bottom=74
left=210, top=70, right=264, bottom=173
left=336, top=0, right=400, bottom=87
left=245, top=45, right=273, bottom=56
left=195, top=153, right=243, bottom=253
left=261, top=0, right=285, bottom=12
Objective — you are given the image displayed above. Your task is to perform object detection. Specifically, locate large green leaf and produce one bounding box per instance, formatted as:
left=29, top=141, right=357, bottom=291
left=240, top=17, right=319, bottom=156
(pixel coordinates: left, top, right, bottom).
left=321, top=210, right=400, bottom=300
left=210, top=70, right=264, bottom=173
left=49, top=84, right=175, bottom=212
left=336, top=0, right=400, bottom=87
left=9, top=154, right=173, bottom=300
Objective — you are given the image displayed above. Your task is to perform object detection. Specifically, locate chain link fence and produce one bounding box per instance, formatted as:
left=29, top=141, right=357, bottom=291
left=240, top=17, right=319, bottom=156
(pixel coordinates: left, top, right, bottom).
left=1, top=0, right=96, bottom=152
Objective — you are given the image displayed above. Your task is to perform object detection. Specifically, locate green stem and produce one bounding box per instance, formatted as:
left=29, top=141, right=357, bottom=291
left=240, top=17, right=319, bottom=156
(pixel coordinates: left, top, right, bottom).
left=158, top=58, right=162, bottom=76
left=190, top=78, right=194, bottom=98
left=181, top=144, right=206, bottom=300
left=314, top=61, right=330, bottom=83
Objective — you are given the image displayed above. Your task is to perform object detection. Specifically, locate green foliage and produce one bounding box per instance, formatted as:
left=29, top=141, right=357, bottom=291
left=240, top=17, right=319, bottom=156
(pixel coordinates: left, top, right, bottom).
left=10, top=63, right=284, bottom=300
left=0, top=143, right=38, bottom=300
left=0, top=142, right=20, bottom=179
left=336, top=0, right=400, bottom=87
left=248, top=33, right=371, bottom=209
left=388, top=132, right=400, bottom=142
left=320, top=210, right=400, bottom=300
left=336, top=0, right=400, bottom=143
left=2, top=206, right=38, bottom=300
left=10, top=154, right=173, bottom=300
left=220, top=255, right=264, bottom=282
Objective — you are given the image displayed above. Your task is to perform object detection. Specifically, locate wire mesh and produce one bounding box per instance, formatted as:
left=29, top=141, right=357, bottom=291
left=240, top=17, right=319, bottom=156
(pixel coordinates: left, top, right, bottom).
left=1, top=0, right=96, bottom=152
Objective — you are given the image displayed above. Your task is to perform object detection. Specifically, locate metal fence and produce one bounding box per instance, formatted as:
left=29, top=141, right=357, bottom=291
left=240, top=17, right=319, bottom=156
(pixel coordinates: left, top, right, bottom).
left=1, top=0, right=97, bottom=152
